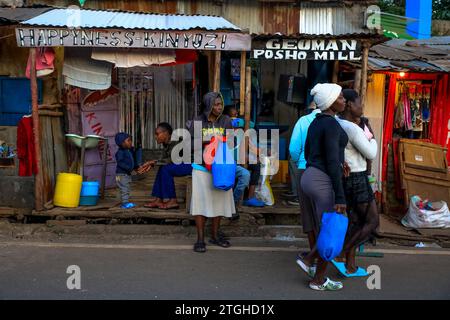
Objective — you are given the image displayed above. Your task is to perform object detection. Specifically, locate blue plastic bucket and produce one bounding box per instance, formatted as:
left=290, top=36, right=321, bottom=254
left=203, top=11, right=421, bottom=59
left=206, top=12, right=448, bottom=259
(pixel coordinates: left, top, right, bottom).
left=80, top=181, right=99, bottom=197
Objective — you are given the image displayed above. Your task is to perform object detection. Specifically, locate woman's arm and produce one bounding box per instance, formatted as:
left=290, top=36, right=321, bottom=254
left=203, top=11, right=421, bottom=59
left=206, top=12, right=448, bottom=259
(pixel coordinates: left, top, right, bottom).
left=348, top=123, right=378, bottom=160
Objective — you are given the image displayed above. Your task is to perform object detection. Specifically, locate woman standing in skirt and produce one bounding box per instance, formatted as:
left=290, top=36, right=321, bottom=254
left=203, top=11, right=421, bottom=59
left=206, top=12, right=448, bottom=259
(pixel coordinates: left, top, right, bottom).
left=296, top=83, right=348, bottom=291
left=188, top=92, right=235, bottom=253
left=334, top=89, right=379, bottom=276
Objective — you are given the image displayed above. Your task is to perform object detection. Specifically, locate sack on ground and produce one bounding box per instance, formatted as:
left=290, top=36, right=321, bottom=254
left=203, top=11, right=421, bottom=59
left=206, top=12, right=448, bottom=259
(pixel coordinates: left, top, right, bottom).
left=317, top=212, right=349, bottom=261
left=402, top=196, right=450, bottom=229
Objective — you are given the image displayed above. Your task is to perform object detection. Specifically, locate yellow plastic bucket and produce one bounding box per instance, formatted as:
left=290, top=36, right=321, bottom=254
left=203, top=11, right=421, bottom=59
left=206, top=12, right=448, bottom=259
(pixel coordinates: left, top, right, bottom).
left=53, top=173, right=83, bottom=208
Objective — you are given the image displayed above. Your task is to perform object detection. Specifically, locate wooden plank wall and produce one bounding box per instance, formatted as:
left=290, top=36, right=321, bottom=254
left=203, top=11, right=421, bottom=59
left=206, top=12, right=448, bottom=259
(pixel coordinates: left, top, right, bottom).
left=39, top=107, right=68, bottom=203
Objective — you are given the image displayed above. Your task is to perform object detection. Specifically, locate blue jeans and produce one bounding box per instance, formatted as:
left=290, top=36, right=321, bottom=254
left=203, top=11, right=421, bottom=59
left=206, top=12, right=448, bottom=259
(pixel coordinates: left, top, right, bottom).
left=234, top=165, right=250, bottom=203
left=152, top=163, right=193, bottom=199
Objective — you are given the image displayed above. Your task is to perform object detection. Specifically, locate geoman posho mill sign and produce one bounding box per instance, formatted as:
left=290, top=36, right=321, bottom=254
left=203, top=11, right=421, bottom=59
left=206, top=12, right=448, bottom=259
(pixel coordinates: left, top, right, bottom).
left=253, top=38, right=362, bottom=61
left=15, top=27, right=252, bottom=51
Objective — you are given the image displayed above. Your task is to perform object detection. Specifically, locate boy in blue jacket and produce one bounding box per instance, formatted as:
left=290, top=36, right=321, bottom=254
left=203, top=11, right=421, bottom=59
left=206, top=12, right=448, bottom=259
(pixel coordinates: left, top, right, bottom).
left=115, top=132, right=150, bottom=209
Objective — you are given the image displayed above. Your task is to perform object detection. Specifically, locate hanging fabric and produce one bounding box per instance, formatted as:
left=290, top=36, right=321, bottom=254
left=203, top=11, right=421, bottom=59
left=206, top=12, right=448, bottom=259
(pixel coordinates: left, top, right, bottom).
left=403, top=87, right=413, bottom=131
left=63, top=48, right=113, bottom=90
left=92, top=48, right=176, bottom=68
left=17, top=116, right=37, bottom=176
left=25, top=47, right=55, bottom=79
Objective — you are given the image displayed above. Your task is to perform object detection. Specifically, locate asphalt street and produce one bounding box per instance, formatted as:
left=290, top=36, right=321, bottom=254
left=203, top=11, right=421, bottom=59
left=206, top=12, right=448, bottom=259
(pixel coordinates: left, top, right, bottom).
left=0, top=238, right=449, bottom=300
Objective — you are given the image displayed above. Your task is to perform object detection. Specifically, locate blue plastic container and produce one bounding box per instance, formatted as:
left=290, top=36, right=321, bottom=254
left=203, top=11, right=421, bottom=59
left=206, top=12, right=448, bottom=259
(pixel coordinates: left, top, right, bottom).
left=79, top=196, right=99, bottom=206
left=81, top=181, right=99, bottom=196
left=80, top=181, right=99, bottom=206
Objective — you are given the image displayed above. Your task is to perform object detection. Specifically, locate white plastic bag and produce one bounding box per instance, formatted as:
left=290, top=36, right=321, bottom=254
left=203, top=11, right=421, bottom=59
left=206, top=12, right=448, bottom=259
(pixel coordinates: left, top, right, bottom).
left=255, top=155, right=275, bottom=206
left=402, top=196, right=450, bottom=229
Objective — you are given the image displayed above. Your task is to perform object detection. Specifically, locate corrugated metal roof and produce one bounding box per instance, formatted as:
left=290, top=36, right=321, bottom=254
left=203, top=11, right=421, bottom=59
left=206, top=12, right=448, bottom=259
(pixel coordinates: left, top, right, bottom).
left=20, top=8, right=242, bottom=31
left=0, top=6, right=52, bottom=25
left=368, top=57, right=445, bottom=72
left=369, top=37, right=450, bottom=72
left=300, top=2, right=373, bottom=35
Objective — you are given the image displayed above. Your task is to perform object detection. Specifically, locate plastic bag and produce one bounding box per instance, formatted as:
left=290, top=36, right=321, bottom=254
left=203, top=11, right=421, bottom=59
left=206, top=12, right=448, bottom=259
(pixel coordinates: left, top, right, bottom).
left=255, top=155, right=275, bottom=206
left=211, top=139, right=236, bottom=191
left=401, top=196, right=450, bottom=229
left=316, top=212, right=349, bottom=261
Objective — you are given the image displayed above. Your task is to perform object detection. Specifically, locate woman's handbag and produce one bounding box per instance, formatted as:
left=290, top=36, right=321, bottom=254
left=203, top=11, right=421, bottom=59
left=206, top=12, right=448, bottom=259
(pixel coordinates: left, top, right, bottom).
left=316, top=212, right=349, bottom=261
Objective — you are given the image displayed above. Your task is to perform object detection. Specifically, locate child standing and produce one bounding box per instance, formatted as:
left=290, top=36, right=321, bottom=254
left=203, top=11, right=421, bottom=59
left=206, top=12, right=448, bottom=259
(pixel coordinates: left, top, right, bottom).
left=114, top=132, right=146, bottom=209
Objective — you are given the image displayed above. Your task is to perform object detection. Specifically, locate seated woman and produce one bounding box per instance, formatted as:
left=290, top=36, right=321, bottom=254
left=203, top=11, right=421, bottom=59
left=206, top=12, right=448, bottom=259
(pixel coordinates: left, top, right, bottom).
left=143, top=122, right=192, bottom=210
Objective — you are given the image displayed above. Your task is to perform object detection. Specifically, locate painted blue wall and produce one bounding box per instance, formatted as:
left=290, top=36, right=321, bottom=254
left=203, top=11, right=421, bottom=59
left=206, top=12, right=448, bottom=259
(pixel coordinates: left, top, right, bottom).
left=406, top=0, right=432, bottom=39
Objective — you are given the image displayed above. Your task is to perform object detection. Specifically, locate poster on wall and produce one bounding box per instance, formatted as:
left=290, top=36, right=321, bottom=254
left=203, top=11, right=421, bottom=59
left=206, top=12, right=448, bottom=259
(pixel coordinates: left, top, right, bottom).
left=81, top=86, right=119, bottom=188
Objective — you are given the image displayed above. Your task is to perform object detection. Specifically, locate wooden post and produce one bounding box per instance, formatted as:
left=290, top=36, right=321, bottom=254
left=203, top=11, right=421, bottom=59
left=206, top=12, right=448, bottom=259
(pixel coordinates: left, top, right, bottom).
left=360, top=42, right=370, bottom=108
left=332, top=60, right=339, bottom=83
left=244, top=66, right=252, bottom=131
left=100, top=138, right=108, bottom=199
left=239, top=51, right=246, bottom=116
left=213, top=51, right=221, bottom=92
left=354, top=69, right=362, bottom=93
left=244, top=66, right=252, bottom=168
left=30, top=48, right=44, bottom=212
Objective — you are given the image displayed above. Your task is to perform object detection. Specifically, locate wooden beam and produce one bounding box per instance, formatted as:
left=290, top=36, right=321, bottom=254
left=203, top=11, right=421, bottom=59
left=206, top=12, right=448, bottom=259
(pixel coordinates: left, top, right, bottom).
left=239, top=51, right=246, bottom=116
left=360, top=42, right=370, bottom=108
left=213, top=51, right=221, bottom=92
left=30, top=48, right=44, bottom=212
left=38, top=110, right=64, bottom=117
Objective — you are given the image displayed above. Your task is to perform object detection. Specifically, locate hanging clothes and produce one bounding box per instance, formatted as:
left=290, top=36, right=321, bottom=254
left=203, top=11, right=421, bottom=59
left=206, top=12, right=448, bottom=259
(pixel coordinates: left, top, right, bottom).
left=402, top=89, right=413, bottom=131
left=91, top=48, right=176, bottom=68
left=394, top=100, right=405, bottom=129
left=25, top=48, right=55, bottom=79
left=17, top=116, right=38, bottom=176
left=63, top=48, right=112, bottom=90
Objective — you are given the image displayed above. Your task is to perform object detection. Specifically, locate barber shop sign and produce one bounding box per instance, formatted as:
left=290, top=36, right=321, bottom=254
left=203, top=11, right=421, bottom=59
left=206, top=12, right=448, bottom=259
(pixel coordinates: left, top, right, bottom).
left=253, top=38, right=362, bottom=61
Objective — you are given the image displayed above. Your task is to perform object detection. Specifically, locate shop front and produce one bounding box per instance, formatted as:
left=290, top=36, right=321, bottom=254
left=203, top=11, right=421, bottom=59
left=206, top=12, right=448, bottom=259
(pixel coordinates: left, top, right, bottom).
left=14, top=7, right=252, bottom=212
left=366, top=37, right=450, bottom=214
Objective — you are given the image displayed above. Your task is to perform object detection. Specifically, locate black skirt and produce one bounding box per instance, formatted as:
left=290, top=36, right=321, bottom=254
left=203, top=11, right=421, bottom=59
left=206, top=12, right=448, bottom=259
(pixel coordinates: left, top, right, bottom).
left=343, top=172, right=375, bottom=207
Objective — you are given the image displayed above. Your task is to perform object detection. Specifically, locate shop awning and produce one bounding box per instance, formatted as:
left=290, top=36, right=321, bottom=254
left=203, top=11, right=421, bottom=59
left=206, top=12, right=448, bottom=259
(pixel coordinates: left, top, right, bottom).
left=15, top=8, right=251, bottom=51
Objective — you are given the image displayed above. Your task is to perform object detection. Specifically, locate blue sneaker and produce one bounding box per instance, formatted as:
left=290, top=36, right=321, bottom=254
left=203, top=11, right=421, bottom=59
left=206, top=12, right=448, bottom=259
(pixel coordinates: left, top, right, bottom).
left=121, top=202, right=136, bottom=209
left=243, top=198, right=265, bottom=207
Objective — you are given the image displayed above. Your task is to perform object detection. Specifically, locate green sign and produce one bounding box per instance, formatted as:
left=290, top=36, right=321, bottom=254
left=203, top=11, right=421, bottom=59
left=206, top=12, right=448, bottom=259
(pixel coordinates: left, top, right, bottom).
left=79, top=0, right=86, bottom=6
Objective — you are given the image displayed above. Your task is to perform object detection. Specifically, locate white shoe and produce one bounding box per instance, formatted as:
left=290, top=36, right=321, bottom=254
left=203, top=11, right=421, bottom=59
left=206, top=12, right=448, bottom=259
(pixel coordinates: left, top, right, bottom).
left=296, top=257, right=316, bottom=278
left=309, top=277, right=343, bottom=291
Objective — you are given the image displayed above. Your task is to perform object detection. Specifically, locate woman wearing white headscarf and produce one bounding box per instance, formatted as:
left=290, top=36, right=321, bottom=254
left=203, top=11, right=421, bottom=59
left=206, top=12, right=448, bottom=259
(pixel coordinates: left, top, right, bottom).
left=296, top=83, right=348, bottom=291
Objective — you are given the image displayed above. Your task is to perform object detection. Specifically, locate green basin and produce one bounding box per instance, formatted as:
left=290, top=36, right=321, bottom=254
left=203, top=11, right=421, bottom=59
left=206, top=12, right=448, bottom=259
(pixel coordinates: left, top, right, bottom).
left=65, top=134, right=104, bottom=149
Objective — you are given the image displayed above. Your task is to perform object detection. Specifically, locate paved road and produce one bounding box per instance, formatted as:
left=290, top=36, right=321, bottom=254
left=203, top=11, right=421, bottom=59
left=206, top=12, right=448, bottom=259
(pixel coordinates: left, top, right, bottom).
left=0, top=238, right=449, bottom=300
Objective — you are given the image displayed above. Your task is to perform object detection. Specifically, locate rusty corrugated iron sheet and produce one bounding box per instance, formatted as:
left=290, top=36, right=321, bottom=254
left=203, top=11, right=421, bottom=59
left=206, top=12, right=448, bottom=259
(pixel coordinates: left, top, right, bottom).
left=27, top=0, right=179, bottom=13
left=369, top=37, right=450, bottom=72
left=176, top=0, right=299, bottom=35
left=300, top=1, right=371, bottom=35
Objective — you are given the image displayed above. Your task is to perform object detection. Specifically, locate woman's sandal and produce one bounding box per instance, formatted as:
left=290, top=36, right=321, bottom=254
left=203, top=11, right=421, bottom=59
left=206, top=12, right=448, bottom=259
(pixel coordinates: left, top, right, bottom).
left=193, top=241, right=206, bottom=253
left=158, top=203, right=180, bottom=210
left=144, top=202, right=162, bottom=208
left=208, top=237, right=231, bottom=248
